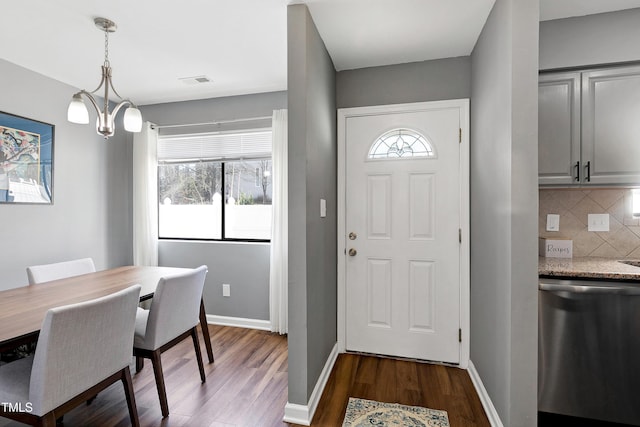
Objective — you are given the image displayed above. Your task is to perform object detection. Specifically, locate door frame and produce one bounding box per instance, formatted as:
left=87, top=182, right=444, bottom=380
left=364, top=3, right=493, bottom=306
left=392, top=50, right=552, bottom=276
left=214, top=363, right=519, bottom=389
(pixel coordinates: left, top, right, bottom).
left=337, top=99, right=470, bottom=368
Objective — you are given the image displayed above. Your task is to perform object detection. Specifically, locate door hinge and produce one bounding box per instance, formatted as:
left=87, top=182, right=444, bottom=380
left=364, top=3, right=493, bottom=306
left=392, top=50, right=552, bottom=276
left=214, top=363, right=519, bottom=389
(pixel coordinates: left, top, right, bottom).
left=458, top=228, right=462, bottom=243
left=459, top=328, right=462, bottom=343
left=459, top=128, right=462, bottom=143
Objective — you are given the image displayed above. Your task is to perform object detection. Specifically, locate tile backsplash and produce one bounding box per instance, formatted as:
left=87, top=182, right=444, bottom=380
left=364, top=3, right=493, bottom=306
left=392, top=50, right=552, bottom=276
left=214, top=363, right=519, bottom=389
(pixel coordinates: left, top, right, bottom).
left=539, top=188, right=640, bottom=258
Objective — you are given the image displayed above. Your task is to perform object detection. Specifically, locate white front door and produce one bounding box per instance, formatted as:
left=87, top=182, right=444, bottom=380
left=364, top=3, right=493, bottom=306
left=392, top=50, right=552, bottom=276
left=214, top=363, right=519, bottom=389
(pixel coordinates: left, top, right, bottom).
left=339, top=100, right=468, bottom=364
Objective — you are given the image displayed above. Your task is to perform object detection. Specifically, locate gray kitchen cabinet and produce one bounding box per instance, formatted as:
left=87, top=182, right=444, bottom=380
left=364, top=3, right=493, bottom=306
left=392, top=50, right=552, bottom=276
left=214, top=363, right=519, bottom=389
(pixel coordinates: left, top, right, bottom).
left=539, top=65, right=640, bottom=186
left=582, top=65, right=640, bottom=185
left=538, top=72, right=581, bottom=185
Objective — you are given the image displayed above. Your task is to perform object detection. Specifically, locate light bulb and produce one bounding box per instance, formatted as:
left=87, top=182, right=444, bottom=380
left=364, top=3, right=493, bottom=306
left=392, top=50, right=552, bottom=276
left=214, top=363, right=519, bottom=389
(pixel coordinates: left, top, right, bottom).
left=124, top=106, right=143, bottom=132
left=67, top=94, right=89, bottom=124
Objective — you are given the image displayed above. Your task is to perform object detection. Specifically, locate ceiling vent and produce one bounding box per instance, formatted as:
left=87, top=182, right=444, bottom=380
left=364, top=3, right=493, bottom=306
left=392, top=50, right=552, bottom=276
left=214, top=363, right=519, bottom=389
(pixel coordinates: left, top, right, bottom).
left=179, top=75, right=213, bottom=85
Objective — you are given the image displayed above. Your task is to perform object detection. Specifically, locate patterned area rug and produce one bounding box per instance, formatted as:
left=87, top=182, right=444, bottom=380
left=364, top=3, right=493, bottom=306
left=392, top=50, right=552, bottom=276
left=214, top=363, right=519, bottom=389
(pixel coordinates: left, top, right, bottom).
left=342, top=397, right=450, bottom=427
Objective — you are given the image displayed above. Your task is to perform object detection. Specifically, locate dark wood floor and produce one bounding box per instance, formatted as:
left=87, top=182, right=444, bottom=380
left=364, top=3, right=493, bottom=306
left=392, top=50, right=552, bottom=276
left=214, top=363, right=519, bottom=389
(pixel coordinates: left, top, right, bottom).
left=0, top=325, right=289, bottom=427
left=307, top=353, right=490, bottom=427
left=0, top=325, right=490, bottom=427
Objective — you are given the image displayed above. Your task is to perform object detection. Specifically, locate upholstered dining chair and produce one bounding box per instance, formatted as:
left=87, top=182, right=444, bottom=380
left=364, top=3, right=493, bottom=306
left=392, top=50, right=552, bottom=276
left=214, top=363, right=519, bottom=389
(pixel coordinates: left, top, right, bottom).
left=133, top=265, right=208, bottom=418
left=26, top=257, right=96, bottom=285
left=15, top=258, right=98, bottom=370
left=0, top=285, right=142, bottom=427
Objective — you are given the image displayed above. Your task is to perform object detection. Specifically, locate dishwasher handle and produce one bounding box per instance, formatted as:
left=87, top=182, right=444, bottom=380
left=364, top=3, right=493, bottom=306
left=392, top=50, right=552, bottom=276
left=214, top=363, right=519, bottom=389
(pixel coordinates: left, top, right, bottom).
left=539, top=282, right=640, bottom=295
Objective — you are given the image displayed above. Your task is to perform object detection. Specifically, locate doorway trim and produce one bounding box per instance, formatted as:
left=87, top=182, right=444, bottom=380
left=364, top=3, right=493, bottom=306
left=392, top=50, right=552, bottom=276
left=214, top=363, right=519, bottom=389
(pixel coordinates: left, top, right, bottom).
left=337, top=99, right=470, bottom=368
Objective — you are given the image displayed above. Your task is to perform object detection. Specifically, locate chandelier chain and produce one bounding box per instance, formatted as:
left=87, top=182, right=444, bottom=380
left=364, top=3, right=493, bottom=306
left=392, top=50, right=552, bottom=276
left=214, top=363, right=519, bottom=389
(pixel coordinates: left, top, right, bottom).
left=104, top=29, right=110, bottom=67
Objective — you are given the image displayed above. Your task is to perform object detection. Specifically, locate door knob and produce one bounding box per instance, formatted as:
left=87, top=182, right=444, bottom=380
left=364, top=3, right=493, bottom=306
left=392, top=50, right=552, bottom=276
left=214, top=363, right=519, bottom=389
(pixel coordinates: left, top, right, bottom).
left=348, top=248, right=357, bottom=256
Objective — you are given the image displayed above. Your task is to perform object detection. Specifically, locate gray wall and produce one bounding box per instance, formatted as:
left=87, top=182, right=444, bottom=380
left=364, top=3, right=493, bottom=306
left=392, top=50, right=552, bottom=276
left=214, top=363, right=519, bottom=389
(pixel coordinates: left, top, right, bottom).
left=287, top=3, right=338, bottom=405
left=540, top=8, right=640, bottom=70
left=336, top=56, right=471, bottom=108
left=0, top=59, right=132, bottom=291
left=158, top=241, right=270, bottom=320
left=141, top=92, right=286, bottom=320
left=141, top=91, right=286, bottom=134
left=470, top=0, right=539, bottom=426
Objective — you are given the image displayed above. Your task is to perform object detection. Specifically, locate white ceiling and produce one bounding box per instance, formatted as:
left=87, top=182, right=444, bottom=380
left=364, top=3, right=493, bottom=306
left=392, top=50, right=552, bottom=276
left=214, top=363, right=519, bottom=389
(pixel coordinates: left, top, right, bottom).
left=2, top=1, right=639, bottom=106
left=301, top=0, right=495, bottom=71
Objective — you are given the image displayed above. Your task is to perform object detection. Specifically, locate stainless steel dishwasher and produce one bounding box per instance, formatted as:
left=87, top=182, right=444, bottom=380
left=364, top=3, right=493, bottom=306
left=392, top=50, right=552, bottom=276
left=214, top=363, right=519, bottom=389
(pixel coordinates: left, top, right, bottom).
left=538, top=278, right=640, bottom=425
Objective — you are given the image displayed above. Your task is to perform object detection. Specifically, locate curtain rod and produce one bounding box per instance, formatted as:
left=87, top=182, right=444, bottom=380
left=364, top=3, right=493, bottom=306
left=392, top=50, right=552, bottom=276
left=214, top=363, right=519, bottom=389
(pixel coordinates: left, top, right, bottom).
left=151, top=115, right=272, bottom=130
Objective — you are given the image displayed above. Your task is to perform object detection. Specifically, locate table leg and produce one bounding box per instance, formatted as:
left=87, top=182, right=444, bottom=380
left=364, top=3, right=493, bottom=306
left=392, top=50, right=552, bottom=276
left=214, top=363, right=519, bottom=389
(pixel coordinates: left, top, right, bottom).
left=199, top=298, right=214, bottom=363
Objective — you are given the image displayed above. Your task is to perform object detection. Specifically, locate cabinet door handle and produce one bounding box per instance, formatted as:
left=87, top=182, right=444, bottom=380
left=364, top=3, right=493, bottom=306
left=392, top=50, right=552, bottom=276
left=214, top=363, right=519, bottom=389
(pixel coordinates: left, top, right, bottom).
left=574, top=161, right=580, bottom=181
left=585, top=161, right=591, bottom=182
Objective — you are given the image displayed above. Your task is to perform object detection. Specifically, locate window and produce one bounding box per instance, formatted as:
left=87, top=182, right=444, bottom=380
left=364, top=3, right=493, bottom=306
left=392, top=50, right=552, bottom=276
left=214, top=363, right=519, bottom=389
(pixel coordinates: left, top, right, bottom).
left=158, top=130, right=272, bottom=241
left=224, top=159, right=272, bottom=239
left=368, top=128, right=435, bottom=159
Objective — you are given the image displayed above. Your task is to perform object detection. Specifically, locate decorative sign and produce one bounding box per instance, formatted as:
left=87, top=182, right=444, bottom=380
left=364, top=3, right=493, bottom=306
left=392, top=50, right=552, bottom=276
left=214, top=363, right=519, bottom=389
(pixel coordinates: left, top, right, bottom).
left=539, top=238, right=573, bottom=258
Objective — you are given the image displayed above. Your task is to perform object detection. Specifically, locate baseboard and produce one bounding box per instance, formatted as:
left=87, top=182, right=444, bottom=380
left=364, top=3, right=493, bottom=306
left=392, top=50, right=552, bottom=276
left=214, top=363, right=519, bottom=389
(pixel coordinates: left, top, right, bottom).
left=282, top=403, right=312, bottom=426
left=283, top=343, right=340, bottom=425
left=468, top=360, right=504, bottom=427
left=205, top=314, right=271, bottom=331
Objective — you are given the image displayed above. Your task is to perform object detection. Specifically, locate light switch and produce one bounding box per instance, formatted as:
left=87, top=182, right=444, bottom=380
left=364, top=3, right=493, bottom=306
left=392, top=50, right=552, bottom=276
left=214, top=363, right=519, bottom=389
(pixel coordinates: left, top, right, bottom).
left=320, top=199, right=326, bottom=218
left=588, top=213, right=609, bottom=232
left=546, top=214, right=560, bottom=232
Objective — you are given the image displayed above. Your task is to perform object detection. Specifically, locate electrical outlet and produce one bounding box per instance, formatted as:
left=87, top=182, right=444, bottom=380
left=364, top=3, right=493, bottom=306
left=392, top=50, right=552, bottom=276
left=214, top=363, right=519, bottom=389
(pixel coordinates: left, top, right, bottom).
left=222, top=284, right=230, bottom=297
left=588, top=214, right=609, bottom=232
left=546, top=214, right=560, bottom=232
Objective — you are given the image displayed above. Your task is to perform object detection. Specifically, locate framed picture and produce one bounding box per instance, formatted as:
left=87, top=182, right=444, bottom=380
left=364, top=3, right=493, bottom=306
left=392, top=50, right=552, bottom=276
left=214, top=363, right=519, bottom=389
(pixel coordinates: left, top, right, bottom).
left=0, top=111, right=54, bottom=204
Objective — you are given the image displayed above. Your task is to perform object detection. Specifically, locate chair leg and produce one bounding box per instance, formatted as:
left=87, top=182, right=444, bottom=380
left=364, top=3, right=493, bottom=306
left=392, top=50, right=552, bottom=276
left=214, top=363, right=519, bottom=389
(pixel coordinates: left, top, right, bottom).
left=150, top=350, right=170, bottom=418
left=40, top=412, right=57, bottom=427
left=121, top=366, right=140, bottom=427
left=135, top=356, right=144, bottom=373
left=199, top=298, right=214, bottom=363
left=190, top=326, right=206, bottom=383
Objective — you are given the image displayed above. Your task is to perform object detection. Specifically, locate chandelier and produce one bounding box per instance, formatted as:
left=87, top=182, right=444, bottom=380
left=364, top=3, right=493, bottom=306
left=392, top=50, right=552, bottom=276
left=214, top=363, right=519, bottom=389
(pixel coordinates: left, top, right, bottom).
left=67, top=17, right=142, bottom=138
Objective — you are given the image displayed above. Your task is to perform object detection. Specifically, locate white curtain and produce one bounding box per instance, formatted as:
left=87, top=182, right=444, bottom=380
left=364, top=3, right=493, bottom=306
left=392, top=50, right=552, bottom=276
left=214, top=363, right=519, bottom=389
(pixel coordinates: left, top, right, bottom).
left=133, top=122, right=159, bottom=266
left=269, top=109, right=288, bottom=334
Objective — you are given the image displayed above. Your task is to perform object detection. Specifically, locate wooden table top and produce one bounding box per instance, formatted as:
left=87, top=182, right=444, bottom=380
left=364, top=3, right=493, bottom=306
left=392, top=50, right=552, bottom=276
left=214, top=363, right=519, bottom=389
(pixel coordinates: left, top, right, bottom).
left=0, top=265, right=189, bottom=350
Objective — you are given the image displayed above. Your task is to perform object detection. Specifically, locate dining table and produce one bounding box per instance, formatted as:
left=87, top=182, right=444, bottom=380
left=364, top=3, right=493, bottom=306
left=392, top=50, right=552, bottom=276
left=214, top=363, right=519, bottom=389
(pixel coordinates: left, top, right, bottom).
left=0, top=265, right=215, bottom=363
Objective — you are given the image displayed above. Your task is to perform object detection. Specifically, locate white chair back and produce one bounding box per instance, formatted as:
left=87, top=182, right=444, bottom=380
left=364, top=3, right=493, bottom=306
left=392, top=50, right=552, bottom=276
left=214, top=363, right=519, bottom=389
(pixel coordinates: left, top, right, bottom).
left=143, top=265, right=208, bottom=350
left=28, top=285, right=141, bottom=416
left=27, top=258, right=96, bottom=285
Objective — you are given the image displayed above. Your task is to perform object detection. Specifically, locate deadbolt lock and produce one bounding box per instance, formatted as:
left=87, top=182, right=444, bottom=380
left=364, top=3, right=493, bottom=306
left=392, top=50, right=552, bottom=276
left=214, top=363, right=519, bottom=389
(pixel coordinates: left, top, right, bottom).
left=348, top=232, right=357, bottom=240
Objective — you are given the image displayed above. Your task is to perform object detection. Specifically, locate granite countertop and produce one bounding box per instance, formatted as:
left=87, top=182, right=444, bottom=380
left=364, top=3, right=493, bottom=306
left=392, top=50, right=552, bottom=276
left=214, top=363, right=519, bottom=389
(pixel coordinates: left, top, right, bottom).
left=539, top=257, right=640, bottom=281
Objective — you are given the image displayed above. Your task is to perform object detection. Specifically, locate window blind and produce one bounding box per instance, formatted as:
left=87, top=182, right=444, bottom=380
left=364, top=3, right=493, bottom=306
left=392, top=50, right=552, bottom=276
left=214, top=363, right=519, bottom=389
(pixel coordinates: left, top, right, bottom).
left=158, top=129, right=272, bottom=162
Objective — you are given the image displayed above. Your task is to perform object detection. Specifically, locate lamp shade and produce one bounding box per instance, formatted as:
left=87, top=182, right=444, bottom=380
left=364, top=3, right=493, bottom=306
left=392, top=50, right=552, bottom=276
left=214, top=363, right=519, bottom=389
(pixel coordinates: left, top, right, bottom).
left=67, top=94, right=90, bottom=124
left=123, top=106, right=143, bottom=132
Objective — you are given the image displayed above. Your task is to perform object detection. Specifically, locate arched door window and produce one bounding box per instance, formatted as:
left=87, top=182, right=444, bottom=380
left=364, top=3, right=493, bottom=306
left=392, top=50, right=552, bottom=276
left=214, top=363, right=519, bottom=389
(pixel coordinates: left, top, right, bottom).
left=367, top=128, right=435, bottom=159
